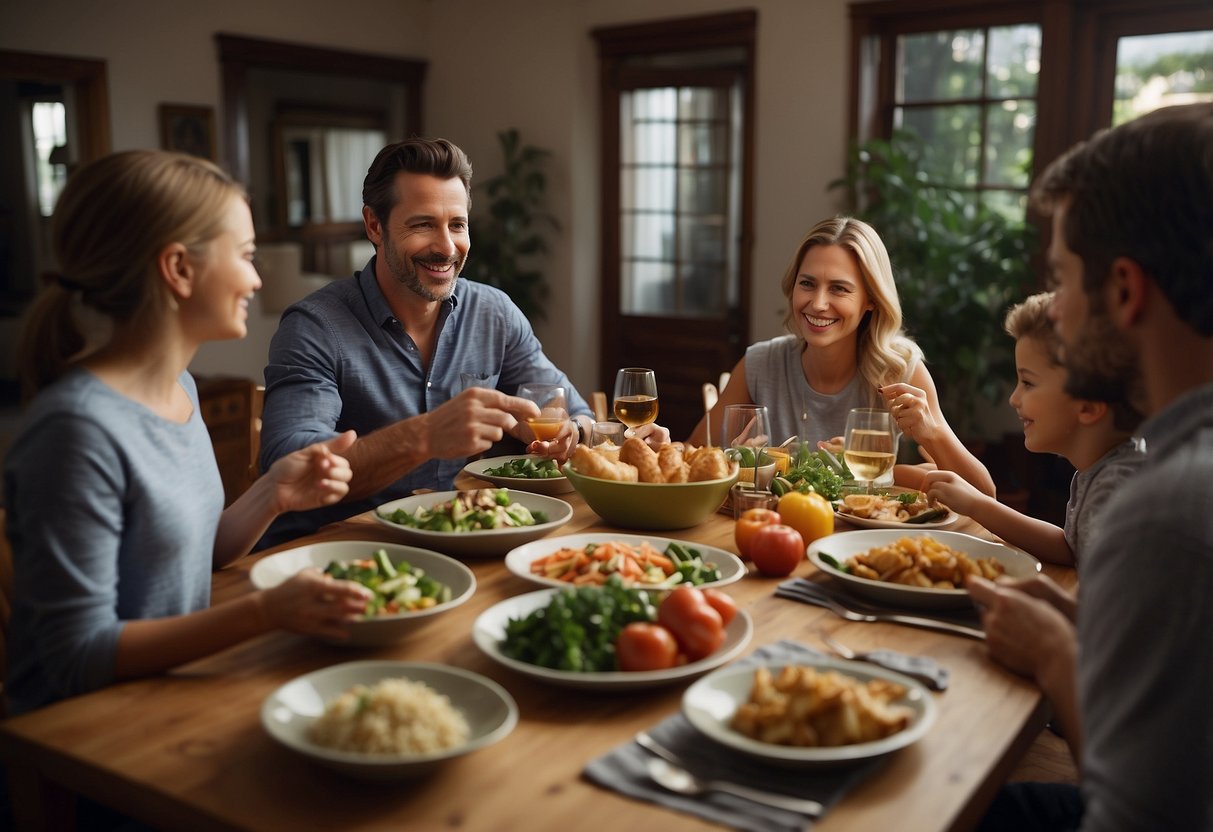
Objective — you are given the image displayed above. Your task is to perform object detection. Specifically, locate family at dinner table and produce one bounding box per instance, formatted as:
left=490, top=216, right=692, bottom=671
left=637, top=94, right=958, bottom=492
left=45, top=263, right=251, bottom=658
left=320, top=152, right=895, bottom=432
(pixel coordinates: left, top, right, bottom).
left=2, top=103, right=1211, bottom=831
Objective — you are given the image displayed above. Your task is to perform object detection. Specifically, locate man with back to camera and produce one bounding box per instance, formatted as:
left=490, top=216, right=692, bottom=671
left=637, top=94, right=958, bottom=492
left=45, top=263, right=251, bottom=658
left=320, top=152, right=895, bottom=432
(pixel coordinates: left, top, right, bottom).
left=969, top=103, right=1213, bottom=831
left=257, top=137, right=598, bottom=548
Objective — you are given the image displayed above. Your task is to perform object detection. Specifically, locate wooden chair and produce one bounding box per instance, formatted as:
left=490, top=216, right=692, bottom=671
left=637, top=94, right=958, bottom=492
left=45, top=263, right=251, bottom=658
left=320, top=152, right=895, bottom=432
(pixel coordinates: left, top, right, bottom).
left=590, top=391, right=609, bottom=423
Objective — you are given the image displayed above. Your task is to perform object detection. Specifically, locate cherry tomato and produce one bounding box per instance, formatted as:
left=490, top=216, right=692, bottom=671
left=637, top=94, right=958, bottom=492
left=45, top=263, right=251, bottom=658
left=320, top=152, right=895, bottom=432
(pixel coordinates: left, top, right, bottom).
left=749, top=523, right=806, bottom=577
left=734, top=507, right=782, bottom=559
left=702, top=589, right=738, bottom=627
left=657, top=586, right=725, bottom=661
left=616, top=622, right=679, bottom=672
left=776, top=491, right=834, bottom=545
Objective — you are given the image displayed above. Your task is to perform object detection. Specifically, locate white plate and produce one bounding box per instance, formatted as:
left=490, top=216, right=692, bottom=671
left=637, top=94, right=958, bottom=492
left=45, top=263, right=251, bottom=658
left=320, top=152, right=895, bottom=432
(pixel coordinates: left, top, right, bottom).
left=473, top=588, right=753, bottom=690
left=807, top=529, right=1041, bottom=610
left=373, top=490, right=573, bottom=558
left=261, top=661, right=517, bottom=780
left=462, top=454, right=576, bottom=495
left=682, top=655, right=937, bottom=768
left=833, top=488, right=959, bottom=530
left=249, top=541, right=476, bottom=646
left=504, top=533, right=745, bottom=591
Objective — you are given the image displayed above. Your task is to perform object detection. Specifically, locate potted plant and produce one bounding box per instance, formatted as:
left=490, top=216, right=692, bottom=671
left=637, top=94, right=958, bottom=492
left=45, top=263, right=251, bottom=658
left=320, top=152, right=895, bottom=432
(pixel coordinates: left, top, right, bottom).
left=830, top=129, right=1038, bottom=439
left=461, top=129, right=560, bottom=320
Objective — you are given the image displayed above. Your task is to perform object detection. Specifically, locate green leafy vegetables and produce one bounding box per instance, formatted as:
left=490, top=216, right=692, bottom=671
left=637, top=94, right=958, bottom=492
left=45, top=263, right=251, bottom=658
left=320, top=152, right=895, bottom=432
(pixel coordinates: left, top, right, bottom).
left=483, top=457, right=564, bottom=479
left=323, top=549, right=453, bottom=616
left=500, top=576, right=659, bottom=672
left=379, top=488, right=547, bottom=532
left=770, top=445, right=851, bottom=501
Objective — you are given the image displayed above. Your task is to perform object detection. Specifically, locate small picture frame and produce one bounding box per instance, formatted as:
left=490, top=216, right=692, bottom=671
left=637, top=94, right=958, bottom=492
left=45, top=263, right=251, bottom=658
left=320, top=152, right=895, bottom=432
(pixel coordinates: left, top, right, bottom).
left=158, top=103, right=216, bottom=160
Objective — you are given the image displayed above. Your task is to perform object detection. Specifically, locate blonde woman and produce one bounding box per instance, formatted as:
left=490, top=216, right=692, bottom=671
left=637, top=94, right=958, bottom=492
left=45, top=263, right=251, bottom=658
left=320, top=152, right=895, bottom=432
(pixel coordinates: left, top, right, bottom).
left=4, top=151, right=371, bottom=715
left=688, top=216, right=994, bottom=495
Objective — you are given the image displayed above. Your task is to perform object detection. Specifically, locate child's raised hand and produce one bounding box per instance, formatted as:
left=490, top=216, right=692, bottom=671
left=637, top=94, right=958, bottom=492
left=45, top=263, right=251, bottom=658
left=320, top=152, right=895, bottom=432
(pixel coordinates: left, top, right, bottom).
left=921, top=469, right=983, bottom=516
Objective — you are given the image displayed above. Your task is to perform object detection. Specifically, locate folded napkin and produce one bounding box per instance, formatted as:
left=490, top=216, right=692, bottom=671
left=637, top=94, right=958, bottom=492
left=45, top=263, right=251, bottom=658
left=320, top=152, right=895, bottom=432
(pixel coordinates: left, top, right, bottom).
left=583, top=640, right=886, bottom=832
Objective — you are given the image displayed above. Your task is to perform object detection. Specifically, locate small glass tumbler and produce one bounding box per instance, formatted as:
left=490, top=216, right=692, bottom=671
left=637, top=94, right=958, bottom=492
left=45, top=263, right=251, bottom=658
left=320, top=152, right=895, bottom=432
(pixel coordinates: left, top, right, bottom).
left=731, top=483, right=779, bottom=520
left=589, top=421, right=626, bottom=447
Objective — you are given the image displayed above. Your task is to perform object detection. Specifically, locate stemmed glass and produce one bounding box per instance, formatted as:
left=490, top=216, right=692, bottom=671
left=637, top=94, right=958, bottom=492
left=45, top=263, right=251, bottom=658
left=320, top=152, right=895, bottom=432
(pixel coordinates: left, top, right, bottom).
left=843, top=407, right=897, bottom=494
left=613, top=368, right=659, bottom=436
left=517, top=383, right=568, bottom=442
left=722, top=404, right=771, bottom=489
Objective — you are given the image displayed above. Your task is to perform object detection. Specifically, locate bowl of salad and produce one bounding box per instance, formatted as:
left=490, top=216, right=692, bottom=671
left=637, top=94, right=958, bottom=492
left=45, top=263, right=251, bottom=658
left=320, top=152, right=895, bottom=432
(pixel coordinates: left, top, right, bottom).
left=373, top=488, right=574, bottom=558
left=249, top=541, right=476, bottom=646
left=462, top=454, right=576, bottom=495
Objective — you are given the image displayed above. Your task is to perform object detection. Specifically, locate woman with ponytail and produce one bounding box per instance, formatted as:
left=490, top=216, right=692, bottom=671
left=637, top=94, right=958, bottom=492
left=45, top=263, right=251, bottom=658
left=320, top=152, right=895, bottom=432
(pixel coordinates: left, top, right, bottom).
left=3, top=151, right=371, bottom=715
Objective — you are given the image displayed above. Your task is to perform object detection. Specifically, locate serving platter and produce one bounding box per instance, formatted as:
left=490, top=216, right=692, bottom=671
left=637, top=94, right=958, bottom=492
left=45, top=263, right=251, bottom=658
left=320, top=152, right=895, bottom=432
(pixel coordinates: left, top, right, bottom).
left=807, top=529, right=1040, bottom=610
left=373, top=490, right=573, bottom=558
left=504, top=533, right=745, bottom=591
left=682, top=655, right=937, bottom=768
left=472, top=588, right=753, bottom=690
left=462, top=454, right=576, bottom=495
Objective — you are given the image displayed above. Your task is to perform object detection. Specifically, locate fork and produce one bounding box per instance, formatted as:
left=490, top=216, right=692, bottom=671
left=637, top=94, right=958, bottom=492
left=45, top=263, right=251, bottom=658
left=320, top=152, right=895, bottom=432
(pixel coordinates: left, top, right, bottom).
left=775, top=580, right=985, bottom=640
left=634, top=731, right=823, bottom=816
left=819, top=631, right=949, bottom=690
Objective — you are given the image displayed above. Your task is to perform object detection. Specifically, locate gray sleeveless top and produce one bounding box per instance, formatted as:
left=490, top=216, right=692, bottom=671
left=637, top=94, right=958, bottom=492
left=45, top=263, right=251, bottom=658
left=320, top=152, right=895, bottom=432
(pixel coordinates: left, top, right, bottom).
left=745, top=334, right=917, bottom=447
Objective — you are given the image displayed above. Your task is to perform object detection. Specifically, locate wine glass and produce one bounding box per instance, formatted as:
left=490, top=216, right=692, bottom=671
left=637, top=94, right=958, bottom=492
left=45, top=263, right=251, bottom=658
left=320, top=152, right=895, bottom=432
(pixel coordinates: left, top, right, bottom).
left=722, top=404, right=772, bottom=490
left=613, top=368, right=659, bottom=435
left=516, top=383, right=568, bottom=443
left=589, top=421, right=625, bottom=447
left=843, top=408, right=897, bottom=494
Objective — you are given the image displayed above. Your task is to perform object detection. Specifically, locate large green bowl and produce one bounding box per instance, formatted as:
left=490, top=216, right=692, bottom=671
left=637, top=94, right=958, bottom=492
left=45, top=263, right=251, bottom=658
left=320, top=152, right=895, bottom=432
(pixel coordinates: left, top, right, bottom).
left=561, top=462, right=739, bottom=530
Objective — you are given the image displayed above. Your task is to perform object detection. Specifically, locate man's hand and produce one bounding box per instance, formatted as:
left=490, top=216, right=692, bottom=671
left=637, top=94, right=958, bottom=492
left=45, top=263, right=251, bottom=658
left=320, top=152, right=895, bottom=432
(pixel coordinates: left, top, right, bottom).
left=423, top=388, right=541, bottom=460
left=968, top=575, right=1077, bottom=679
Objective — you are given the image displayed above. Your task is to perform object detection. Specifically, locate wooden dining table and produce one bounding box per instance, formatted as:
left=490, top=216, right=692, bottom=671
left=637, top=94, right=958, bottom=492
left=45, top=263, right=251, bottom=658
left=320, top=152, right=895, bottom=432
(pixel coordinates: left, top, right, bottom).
left=0, top=475, right=1076, bottom=831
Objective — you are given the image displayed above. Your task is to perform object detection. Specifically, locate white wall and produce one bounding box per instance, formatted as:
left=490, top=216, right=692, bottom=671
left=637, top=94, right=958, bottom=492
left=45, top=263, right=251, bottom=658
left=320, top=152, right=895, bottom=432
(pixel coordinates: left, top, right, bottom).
left=2, top=0, right=853, bottom=393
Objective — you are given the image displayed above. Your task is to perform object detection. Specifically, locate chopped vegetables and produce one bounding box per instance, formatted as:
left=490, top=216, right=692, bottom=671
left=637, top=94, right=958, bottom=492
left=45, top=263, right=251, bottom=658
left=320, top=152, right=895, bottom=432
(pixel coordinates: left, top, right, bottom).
left=378, top=488, right=547, bottom=532
left=323, top=550, right=453, bottom=617
left=527, top=540, right=722, bottom=588
left=482, top=457, right=564, bottom=479
left=771, top=445, right=851, bottom=501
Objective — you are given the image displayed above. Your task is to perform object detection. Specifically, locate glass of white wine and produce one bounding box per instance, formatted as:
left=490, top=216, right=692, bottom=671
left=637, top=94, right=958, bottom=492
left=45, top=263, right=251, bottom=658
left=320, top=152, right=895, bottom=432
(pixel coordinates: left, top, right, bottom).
left=517, top=383, right=568, bottom=443
left=613, top=368, right=659, bottom=435
left=843, top=407, right=897, bottom=494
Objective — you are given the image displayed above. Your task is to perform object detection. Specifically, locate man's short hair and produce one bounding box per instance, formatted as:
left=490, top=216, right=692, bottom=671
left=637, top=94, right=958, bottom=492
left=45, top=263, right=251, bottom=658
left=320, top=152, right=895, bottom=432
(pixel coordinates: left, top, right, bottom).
left=363, top=137, right=473, bottom=226
left=1031, top=103, right=1213, bottom=336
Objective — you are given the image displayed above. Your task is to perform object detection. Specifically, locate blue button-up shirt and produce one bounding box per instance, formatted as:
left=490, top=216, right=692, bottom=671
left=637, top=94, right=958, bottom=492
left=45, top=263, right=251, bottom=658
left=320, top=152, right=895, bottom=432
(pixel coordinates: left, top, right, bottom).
left=258, top=257, right=590, bottom=546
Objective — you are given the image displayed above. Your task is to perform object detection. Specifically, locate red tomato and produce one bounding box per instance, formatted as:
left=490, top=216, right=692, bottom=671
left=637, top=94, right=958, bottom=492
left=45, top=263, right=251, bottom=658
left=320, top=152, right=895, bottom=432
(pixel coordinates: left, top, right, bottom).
left=749, top=524, right=806, bottom=577
left=702, top=588, right=738, bottom=627
left=734, top=508, right=782, bottom=559
left=616, top=622, right=679, bottom=672
left=658, top=586, right=725, bottom=661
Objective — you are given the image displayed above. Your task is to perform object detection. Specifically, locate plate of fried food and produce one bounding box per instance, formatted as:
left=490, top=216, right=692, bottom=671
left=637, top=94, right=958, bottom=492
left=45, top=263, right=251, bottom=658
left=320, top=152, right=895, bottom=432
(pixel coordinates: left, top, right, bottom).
left=682, top=657, right=937, bottom=767
left=833, top=488, right=958, bottom=530
left=807, top=529, right=1040, bottom=609
left=562, top=438, right=738, bottom=530
left=462, top=454, right=576, bottom=495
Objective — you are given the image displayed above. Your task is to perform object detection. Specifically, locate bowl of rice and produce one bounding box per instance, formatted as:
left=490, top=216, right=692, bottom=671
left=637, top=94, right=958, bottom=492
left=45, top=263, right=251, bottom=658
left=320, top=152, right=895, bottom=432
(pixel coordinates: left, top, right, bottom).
left=261, top=661, right=518, bottom=779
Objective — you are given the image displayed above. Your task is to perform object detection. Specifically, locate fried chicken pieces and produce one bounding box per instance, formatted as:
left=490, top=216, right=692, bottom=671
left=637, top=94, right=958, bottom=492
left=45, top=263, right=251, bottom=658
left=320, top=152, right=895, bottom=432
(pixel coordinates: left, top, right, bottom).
left=570, top=438, right=733, bottom=483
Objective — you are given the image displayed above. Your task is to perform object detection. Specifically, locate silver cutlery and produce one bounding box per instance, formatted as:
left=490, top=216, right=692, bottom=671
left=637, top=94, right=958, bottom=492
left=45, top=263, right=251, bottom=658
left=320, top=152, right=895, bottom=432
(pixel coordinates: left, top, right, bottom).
left=819, top=631, right=948, bottom=690
left=635, top=732, right=822, bottom=816
left=775, top=581, right=985, bottom=640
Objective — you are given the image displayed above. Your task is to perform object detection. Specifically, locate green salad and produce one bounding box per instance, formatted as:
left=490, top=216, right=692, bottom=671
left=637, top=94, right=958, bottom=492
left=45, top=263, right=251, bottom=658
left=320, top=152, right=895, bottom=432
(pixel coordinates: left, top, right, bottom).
left=323, top=549, right=452, bottom=616
left=483, top=457, right=564, bottom=479
left=769, top=444, right=852, bottom=501
left=500, top=576, right=658, bottom=672
left=379, top=488, right=547, bottom=532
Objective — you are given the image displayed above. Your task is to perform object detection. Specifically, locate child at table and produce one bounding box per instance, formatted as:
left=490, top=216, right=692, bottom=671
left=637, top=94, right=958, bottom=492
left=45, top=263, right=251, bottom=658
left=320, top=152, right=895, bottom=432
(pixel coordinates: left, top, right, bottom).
left=923, top=292, right=1143, bottom=566
left=3, top=151, right=374, bottom=717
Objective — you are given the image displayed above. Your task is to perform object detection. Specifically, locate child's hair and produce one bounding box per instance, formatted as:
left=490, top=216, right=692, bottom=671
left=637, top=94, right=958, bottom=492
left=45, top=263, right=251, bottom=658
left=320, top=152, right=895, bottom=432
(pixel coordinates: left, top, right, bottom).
left=1004, top=291, right=1143, bottom=432
left=17, top=150, right=245, bottom=401
left=1004, top=292, right=1062, bottom=365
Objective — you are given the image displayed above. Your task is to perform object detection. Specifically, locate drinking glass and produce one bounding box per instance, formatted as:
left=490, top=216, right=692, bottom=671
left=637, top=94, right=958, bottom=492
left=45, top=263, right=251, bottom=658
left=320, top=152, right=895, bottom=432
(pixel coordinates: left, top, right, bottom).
left=722, top=404, right=771, bottom=488
left=613, top=368, right=659, bottom=433
left=843, top=407, right=897, bottom=493
left=589, top=421, right=625, bottom=447
left=517, top=383, right=568, bottom=442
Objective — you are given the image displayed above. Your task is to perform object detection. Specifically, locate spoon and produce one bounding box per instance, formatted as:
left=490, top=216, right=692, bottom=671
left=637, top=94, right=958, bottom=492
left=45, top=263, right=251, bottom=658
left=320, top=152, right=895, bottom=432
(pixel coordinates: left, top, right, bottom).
left=645, top=757, right=823, bottom=816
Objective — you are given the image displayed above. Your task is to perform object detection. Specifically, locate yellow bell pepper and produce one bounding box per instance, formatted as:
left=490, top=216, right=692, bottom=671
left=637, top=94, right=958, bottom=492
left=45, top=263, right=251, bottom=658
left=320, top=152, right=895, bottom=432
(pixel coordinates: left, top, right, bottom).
left=776, top=490, right=834, bottom=545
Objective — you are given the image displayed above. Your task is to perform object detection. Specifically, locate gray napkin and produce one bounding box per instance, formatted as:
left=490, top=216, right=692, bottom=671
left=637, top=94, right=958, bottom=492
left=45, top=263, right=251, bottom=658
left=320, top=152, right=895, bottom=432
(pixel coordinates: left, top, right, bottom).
left=582, top=640, right=886, bottom=832
left=779, top=576, right=984, bottom=630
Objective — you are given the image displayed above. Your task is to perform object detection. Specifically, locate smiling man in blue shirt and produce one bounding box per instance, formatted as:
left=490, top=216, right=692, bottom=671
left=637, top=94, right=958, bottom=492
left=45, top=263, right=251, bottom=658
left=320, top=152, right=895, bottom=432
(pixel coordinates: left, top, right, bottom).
left=258, top=138, right=594, bottom=547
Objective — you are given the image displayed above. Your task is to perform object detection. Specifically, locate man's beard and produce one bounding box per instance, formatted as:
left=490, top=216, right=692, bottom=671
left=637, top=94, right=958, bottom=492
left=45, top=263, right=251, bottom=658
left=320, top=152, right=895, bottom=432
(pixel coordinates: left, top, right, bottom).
left=1061, top=311, right=1147, bottom=415
left=382, top=240, right=463, bottom=302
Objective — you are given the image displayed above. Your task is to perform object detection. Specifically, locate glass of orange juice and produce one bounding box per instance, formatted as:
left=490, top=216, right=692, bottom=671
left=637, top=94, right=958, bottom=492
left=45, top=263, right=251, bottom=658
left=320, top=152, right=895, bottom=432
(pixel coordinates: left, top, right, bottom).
left=517, top=383, right=568, bottom=442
